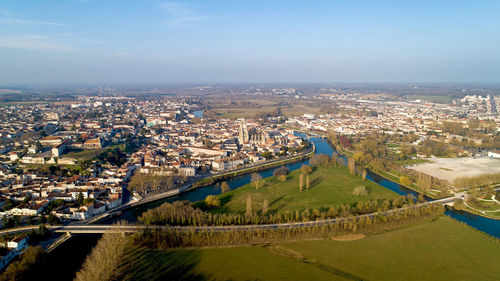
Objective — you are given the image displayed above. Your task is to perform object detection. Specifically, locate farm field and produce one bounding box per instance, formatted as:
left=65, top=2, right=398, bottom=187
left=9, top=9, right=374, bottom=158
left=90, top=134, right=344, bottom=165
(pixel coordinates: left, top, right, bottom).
left=205, top=98, right=332, bottom=119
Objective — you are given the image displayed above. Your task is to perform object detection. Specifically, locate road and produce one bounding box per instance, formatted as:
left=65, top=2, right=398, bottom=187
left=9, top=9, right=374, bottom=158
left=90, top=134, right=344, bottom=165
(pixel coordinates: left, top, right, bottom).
left=73, top=143, right=316, bottom=225
left=0, top=194, right=462, bottom=236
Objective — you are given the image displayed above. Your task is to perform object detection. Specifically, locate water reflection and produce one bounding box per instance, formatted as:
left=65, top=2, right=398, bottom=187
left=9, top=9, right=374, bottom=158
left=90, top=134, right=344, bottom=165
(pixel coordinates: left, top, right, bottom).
left=110, top=132, right=500, bottom=238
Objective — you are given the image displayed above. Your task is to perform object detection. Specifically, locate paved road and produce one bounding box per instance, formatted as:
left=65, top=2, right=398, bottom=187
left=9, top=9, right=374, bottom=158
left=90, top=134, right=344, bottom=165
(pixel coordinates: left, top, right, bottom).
left=92, top=143, right=316, bottom=217
left=0, top=195, right=461, bottom=235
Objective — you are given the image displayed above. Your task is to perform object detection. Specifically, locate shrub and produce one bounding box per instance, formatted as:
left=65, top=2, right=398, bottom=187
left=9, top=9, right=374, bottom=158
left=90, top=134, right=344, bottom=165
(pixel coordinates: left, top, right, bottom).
left=205, top=195, right=221, bottom=208
left=353, top=185, right=368, bottom=196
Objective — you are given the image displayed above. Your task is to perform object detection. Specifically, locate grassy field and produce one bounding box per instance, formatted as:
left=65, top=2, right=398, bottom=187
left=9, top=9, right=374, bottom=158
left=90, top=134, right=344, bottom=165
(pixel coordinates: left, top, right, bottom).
left=63, top=144, right=124, bottom=160
left=113, top=216, right=500, bottom=281
left=282, top=216, right=500, bottom=281
left=403, top=95, right=454, bottom=104
left=114, top=244, right=344, bottom=281
left=465, top=197, right=500, bottom=220
left=206, top=98, right=330, bottom=119
left=64, top=148, right=100, bottom=160
left=192, top=149, right=314, bottom=189
left=210, top=166, right=398, bottom=215
left=209, top=105, right=325, bottom=119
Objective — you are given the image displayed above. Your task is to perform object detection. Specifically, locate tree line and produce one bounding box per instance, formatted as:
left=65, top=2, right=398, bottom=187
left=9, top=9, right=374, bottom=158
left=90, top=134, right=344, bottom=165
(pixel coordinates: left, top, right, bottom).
left=128, top=173, right=185, bottom=195
left=328, top=130, right=451, bottom=197
left=0, top=246, right=45, bottom=281
left=74, top=231, right=128, bottom=281
left=454, top=172, right=500, bottom=191
left=134, top=203, right=445, bottom=248
left=190, top=151, right=311, bottom=190
left=139, top=194, right=423, bottom=227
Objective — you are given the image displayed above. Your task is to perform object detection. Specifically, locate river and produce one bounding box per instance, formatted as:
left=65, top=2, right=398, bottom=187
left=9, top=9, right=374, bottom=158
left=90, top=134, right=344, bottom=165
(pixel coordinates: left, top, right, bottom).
left=193, top=110, right=203, bottom=118
left=108, top=133, right=500, bottom=234
left=107, top=134, right=327, bottom=223
left=110, top=132, right=500, bottom=238
left=41, top=133, right=500, bottom=281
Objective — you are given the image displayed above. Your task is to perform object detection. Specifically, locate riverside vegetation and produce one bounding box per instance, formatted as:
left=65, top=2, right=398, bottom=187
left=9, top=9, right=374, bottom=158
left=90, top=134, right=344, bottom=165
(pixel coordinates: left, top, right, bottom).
left=138, top=158, right=409, bottom=226
left=67, top=210, right=500, bottom=281
left=131, top=158, right=443, bottom=249
left=69, top=147, right=500, bottom=281
left=328, top=130, right=451, bottom=198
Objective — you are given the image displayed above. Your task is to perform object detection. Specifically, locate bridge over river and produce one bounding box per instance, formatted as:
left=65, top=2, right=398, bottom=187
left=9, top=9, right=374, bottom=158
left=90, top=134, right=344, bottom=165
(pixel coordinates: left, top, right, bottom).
left=0, top=194, right=463, bottom=236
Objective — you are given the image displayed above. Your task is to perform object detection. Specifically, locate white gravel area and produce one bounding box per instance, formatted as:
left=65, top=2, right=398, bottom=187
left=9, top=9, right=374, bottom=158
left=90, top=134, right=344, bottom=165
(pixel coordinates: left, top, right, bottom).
left=409, top=157, right=500, bottom=182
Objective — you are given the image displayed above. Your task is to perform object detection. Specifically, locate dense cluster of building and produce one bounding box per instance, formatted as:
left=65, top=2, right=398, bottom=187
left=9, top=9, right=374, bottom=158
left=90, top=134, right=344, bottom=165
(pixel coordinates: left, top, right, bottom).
left=0, top=96, right=308, bottom=229
left=2, top=90, right=497, bottom=264
left=287, top=93, right=500, bottom=143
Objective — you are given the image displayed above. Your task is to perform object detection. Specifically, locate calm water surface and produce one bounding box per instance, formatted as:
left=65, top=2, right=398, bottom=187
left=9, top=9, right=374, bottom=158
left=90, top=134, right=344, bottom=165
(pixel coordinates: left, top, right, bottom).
left=41, top=133, right=500, bottom=280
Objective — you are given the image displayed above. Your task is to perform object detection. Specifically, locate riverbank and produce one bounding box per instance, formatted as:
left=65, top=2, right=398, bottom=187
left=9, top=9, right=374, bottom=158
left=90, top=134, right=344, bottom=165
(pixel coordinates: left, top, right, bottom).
left=206, top=165, right=398, bottom=215
left=121, top=143, right=315, bottom=211
left=332, top=138, right=443, bottom=200
left=9, top=134, right=500, bottom=281
left=368, top=168, right=434, bottom=198
left=461, top=204, right=500, bottom=221
left=100, top=216, right=500, bottom=281
left=308, top=131, right=500, bottom=231
left=87, top=133, right=500, bottom=238
left=281, top=125, right=328, bottom=138
left=188, top=143, right=315, bottom=191
left=445, top=206, right=500, bottom=240
left=287, top=123, right=444, bottom=200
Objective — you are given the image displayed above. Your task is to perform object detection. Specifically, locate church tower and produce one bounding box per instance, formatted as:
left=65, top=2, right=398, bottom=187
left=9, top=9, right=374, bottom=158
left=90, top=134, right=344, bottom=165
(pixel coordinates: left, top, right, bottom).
left=239, top=118, right=249, bottom=144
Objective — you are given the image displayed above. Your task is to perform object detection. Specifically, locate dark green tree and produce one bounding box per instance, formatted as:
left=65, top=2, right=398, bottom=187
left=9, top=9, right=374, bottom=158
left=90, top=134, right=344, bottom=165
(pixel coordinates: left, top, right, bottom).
left=77, top=192, right=84, bottom=206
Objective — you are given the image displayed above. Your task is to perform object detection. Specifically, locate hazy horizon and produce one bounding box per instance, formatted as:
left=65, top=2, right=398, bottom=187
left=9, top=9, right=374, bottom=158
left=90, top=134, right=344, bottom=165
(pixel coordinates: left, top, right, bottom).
left=1, top=0, right=500, bottom=84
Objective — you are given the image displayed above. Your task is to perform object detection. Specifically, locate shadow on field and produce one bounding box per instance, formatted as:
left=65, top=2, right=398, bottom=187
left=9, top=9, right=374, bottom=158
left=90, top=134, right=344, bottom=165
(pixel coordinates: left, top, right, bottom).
left=113, top=246, right=209, bottom=281
left=269, top=195, right=285, bottom=208
left=219, top=194, right=234, bottom=207
left=309, top=176, right=326, bottom=189
left=261, top=195, right=285, bottom=215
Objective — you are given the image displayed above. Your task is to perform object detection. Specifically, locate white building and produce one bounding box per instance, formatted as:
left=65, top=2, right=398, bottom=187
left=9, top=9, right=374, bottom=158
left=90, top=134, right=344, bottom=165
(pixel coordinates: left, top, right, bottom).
left=488, top=151, right=500, bottom=158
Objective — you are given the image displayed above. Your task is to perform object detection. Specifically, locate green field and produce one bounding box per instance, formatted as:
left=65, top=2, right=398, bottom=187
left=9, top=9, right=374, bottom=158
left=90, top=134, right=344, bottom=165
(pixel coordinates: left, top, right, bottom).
left=64, top=148, right=100, bottom=160
left=465, top=198, right=500, bottom=220
left=206, top=99, right=330, bottom=119
left=281, top=216, right=500, bottom=281
left=63, top=144, right=125, bottom=160
left=209, top=105, right=324, bottom=119
left=210, top=166, right=398, bottom=215
left=114, top=244, right=344, bottom=281
left=403, top=95, right=454, bottom=104
left=114, top=216, right=500, bottom=281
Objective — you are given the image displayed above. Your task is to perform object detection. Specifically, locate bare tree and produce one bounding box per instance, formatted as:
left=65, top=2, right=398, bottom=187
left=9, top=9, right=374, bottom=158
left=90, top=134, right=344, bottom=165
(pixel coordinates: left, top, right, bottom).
left=353, top=185, right=368, bottom=196
left=417, top=172, right=432, bottom=193
left=348, top=158, right=356, bottom=176
left=262, top=199, right=269, bottom=215
left=299, top=173, right=304, bottom=192
left=220, top=181, right=231, bottom=193
left=250, top=173, right=263, bottom=190
left=246, top=195, right=252, bottom=218
left=74, top=225, right=128, bottom=281
left=301, top=164, right=312, bottom=175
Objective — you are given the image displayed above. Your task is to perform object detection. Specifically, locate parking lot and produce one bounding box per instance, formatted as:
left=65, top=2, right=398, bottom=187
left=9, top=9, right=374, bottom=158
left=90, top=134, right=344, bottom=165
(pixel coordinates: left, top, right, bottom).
left=409, top=157, right=500, bottom=183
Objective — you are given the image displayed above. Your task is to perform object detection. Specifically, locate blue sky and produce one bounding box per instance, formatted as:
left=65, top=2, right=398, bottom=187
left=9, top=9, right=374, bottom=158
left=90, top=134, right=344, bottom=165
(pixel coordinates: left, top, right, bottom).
left=0, top=0, right=499, bottom=84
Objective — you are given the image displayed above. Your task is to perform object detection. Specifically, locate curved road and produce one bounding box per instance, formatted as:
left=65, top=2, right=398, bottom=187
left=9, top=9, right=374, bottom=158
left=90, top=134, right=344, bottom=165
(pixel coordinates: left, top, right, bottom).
left=0, top=194, right=461, bottom=236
